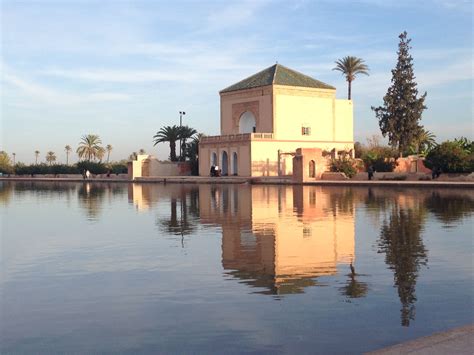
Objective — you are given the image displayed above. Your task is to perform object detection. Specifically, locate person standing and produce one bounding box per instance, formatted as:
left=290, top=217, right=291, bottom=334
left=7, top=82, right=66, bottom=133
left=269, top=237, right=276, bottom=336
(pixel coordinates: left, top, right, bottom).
left=85, top=170, right=91, bottom=179
left=368, top=165, right=374, bottom=181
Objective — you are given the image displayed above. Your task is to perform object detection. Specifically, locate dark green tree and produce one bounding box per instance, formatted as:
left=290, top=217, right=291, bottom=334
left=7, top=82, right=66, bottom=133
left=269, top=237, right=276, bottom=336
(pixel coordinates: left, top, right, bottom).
left=153, top=125, right=181, bottom=161
left=372, top=31, right=427, bottom=156
left=178, top=126, right=197, bottom=161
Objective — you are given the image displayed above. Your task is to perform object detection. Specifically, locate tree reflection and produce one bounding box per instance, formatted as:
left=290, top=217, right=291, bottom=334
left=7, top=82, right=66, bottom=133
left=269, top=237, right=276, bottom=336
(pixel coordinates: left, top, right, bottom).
left=378, top=203, right=428, bottom=327
left=425, top=191, right=474, bottom=226
left=0, top=182, right=13, bottom=205
left=340, top=264, right=368, bottom=299
left=158, top=191, right=197, bottom=240
left=77, top=183, right=106, bottom=220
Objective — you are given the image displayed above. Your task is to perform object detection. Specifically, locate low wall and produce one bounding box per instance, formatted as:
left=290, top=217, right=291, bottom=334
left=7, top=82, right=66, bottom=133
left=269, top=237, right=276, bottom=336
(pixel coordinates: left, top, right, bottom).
left=395, top=156, right=431, bottom=174
left=129, top=155, right=192, bottom=179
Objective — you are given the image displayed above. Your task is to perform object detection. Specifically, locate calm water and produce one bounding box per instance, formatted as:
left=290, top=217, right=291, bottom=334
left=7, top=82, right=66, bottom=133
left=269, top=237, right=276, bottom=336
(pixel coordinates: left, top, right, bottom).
left=1, top=181, right=473, bottom=354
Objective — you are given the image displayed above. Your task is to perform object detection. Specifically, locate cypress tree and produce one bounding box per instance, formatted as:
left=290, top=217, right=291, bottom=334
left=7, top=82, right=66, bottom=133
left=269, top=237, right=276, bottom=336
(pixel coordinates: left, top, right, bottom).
left=372, top=31, right=427, bottom=156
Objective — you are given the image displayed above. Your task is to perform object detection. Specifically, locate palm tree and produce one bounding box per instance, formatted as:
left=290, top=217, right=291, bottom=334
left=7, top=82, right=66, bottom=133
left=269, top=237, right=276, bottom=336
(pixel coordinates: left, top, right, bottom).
left=65, top=145, right=72, bottom=165
left=12, top=153, right=16, bottom=165
left=34, top=150, right=40, bottom=164
left=138, top=148, right=146, bottom=155
left=412, top=128, right=437, bottom=154
left=153, top=125, right=181, bottom=162
left=333, top=56, right=369, bottom=100
left=105, top=144, right=113, bottom=163
left=76, top=134, right=104, bottom=161
left=129, top=152, right=138, bottom=161
left=186, top=133, right=205, bottom=161
left=46, top=151, right=56, bottom=165
left=178, top=126, right=197, bottom=161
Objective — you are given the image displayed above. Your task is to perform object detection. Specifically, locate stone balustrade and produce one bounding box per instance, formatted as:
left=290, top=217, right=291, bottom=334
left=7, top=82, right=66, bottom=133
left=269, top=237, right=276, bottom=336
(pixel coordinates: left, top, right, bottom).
left=200, top=132, right=274, bottom=143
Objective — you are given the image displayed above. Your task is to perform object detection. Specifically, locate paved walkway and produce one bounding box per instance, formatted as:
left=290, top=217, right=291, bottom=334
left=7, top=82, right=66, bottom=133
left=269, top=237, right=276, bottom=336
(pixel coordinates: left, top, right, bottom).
left=1, top=176, right=473, bottom=188
left=367, top=324, right=474, bottom=355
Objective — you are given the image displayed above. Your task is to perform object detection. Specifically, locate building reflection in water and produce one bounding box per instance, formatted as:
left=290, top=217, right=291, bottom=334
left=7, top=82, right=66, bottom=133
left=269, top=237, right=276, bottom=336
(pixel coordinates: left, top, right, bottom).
left=199, top=185, right=355, bottom=296
left=124, top=184, right=474, bottom=324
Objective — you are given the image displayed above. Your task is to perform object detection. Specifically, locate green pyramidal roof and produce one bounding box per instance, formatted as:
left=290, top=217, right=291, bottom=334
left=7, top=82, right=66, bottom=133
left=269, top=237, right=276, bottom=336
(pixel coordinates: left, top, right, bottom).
left=220, top=64, right=335, bottom=93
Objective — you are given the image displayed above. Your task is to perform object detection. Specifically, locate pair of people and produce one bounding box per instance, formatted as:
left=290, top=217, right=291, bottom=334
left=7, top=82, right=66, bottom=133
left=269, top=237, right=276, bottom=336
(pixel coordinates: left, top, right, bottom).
left=210, top=165, right=221, bottom=177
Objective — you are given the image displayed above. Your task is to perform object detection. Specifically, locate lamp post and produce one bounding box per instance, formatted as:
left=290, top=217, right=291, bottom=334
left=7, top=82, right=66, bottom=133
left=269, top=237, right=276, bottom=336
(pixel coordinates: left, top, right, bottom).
left=179, top=111, right=186, bottom=160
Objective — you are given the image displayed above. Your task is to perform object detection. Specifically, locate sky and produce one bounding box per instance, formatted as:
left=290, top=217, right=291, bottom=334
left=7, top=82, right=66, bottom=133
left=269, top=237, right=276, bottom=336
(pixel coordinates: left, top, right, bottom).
left=1, top=0, right=472, bottom=164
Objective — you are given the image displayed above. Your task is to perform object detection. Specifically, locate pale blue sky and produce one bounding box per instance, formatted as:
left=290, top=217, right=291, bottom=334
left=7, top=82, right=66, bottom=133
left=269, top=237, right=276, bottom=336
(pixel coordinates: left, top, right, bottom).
left=1, top=0, right=472, bottom=163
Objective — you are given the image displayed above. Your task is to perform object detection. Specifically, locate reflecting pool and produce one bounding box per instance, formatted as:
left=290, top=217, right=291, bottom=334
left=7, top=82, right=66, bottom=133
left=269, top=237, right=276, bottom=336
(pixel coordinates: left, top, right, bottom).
left=1, top=181, right=473, bottom=354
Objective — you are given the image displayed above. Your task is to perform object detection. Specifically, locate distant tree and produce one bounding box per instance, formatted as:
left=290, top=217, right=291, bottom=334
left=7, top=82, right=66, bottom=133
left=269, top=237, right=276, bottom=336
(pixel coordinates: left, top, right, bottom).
left=333, top=56, right=369, bottom=100
left=12, top=152, right=16, bottom=165
left=34, top=150, right=40, bottom=164
left=65, top=145, right=72, bottom=165
left=46, top=151, right=56, bottom=165
left=129, top=152, right=138, bottom=161
left=76, top=134, right=104, bottom=161
left=153, top=125, right=181, bottom=162
left=0, top=151, right=13, bottom=174
left=106, top=144, right=113, bottom=163
left=372, top=31, right=427, bottom=156
left=138, top=148, right=146, bottom=155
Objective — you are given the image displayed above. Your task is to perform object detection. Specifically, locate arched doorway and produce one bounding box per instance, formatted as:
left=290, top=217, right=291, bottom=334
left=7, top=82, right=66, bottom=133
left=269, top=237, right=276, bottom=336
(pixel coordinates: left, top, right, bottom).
left=221, top=151, right=229, bottom=176
left=309, top=160, right=316, bottom=178
left=232, top=152, right=238, bottom=175
left=211, top=152, right=217, bottom=166
left=239, top=111, right=256, bottom=133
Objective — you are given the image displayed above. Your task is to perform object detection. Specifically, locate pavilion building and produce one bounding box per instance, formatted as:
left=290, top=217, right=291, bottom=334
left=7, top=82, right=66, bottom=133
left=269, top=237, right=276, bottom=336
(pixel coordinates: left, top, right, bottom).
left=198, top=64, right=354, bottom=177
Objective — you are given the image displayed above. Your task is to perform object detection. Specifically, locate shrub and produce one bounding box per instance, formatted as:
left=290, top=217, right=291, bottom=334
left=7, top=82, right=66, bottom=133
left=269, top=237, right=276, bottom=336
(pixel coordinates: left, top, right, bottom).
left=76, top=161, right=108, bottom=174
left=329, top=156, right=358, bottom=178
left=109, top=162, right=128, bottom=174
left=425, top=140, right=474, bottom=173
left=361, top=146, right=398, bottom=172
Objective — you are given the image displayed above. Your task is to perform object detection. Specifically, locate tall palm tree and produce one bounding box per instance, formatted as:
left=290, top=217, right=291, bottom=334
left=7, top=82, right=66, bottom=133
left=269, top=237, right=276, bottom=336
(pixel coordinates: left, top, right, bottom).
left=46, top=151, right=56, bottom=165
left=153, top=125, right=181, bottom=162
left=138, top=148, right=146, bottom=155
left=106, top=144, right=113, bottom=163
left=12, top=153, right=16, bottom=165
left=34, top=150, right=40, bottom=164
left=178, top=126, right=197, bottom=161
left=65, top=145, right=72, bottom=165
left=333, top=56, right=369, bottom=100
left=76, top=134, right=104, bottom=161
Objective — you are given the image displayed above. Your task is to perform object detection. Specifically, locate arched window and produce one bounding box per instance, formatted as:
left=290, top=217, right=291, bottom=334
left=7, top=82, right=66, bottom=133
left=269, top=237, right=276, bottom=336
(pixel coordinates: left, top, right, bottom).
left=221, top=151, right=229, bottom=176
left=239, top=111, right=256, bottom=134
left=309, top=160, right=316, bottom=178
left=232, top=152, right=238, bottom=176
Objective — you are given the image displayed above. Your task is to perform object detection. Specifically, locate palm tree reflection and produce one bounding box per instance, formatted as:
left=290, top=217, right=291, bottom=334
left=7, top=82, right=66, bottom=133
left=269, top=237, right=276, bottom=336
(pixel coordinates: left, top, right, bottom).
left=339, top=263, right=368, bottom=299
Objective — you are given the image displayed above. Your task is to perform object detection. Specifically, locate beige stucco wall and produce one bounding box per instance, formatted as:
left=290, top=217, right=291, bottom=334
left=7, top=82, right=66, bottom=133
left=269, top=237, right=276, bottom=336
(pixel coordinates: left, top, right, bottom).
left=199, top=142, right=251, bottom=176
left=220, top=86, right=273, bottom=135
left=334, top=99, right=353, bottom=142
left=250, top=140, right=353, bottom=177
left=273, top=86, right=336, bottom=141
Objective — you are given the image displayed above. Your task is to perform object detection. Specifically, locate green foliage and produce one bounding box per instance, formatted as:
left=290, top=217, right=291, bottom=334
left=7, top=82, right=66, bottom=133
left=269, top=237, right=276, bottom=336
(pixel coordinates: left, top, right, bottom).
left=109, top=162, right=128, bottom=174
left=359, top=143, right=398, bottom=172
left=0, top=151, right=13, bottom=174
left=424, top=139, right=474, bottom=173
left=329, top=156, right=358, bottom=178
left=153, top=125, right=198, bottom=162
left=14, top=163, right=78, bottom=175
left=76, top=161, right=108, bottom=174
left=372, top=31, right=427, bottom=155
left=77, top=134, right=105, bottom=161
left=332, top=56, right=369, bottom=99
